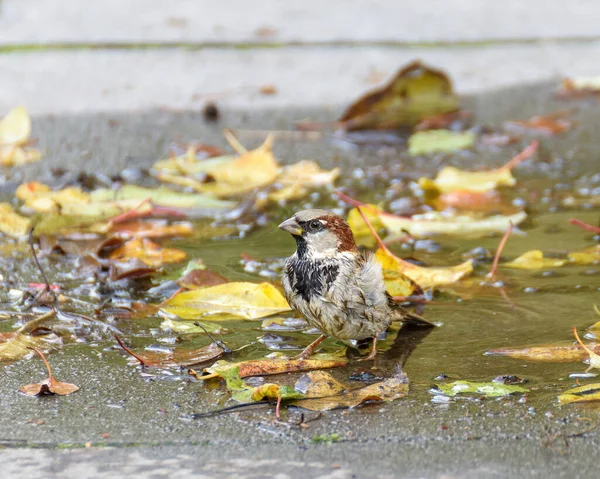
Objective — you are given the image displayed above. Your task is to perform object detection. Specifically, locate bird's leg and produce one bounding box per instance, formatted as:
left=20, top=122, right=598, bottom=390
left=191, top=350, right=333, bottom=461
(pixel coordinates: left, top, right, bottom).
left=357, top=336, right=378, bottom=361
left=295, top=334, right=327, bottom=359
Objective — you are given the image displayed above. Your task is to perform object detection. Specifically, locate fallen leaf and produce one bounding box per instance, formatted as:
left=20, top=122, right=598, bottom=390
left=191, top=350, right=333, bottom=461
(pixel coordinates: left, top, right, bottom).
left=90, top=185, right=235, bottom=214
left=502, top=250, right=566, bottom=270
left=433, top=380, right=528, bottom=397
left=558, top=383, right=600, bottom=405
left=559, top=77, right=600, bottom=99
left=504, top=110, right=573, bottom=135
left=200, top=352, right=348, bottom=380
left=294, top=370, right=346, bottom=397
left=381, top=210, right=527, bottom=239
left=0, top=106, right=42, bottom=166
left=0, top=310, right=59, bottom=362
left=115, top=334, right=224, bottom=368
left=218, top=366, right=303, bottom=403
left=346, top=204, right=386, bottom=248
left=108, top=237, right=186, bottom=267
left=376, top=248, right=473, bottom=289
left=408, top=130, right=475, bottom=155
left=574, top=327, right=600, bottom=371
left=351, top=204, right=473, bottom=289
left=485, top=343, right=600, bottom=362
left=19, top=348, right=79, bottom=396
left=160, top=282, right=291, bottom=320
left=291, top=369, right=409, bottom=411
left=339, top=61, right=460, bottom=131
left=0, top=203, right=32, bottom=238
left=418, top=141, right=538, bottom=194
left=107, top=220, right=194, bottom=239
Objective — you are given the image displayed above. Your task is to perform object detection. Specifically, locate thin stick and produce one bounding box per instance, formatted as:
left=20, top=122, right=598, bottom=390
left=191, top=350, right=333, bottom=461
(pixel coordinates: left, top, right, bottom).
left=275, top=394, right=282, bottom=420
left=499, top=140, right=539, bottom=171
left=31, top=347, right=54, bottom=386
left=28, top=228, right=52, bottom=294
left=223, top=129, right=248, bottom=155
left=569, top=218, right=600, bottom=234
left=113, top=334, right=147, bottom=367
left=487, top=222, right=514, bottom=280
left=107, top=198, right=152, bottom=226
left=356, top=206, right=394, bottom=257
left=194, top=321, right=232, bottom=353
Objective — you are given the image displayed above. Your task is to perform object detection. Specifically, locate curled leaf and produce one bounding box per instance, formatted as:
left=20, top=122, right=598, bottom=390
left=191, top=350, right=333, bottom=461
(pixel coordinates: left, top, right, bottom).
left=19, top=348, right=79, bottom=397
left=339, top=61, right=460, bottom=131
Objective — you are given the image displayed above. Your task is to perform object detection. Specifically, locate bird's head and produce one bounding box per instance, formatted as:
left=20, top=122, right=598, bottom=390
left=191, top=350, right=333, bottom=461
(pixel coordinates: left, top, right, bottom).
left=278, top=209, right=358, bottom=259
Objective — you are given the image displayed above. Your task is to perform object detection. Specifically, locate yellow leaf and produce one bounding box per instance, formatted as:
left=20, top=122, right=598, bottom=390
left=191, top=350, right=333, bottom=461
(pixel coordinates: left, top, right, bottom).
left=568, top=245, right=600, bottom=265
left=294, top=370, right=346, bottom=398
left=109, top=237, right=186, bottom=267
left=346, top=205, right=385, bottom=248
left=419, top=141, right=538, bottom=194
left=502, top=250, right=566, bottom=270
left=380, top=211, right=527, bottom=239
left=0, top=106, right=31, bottom=146
left=0, top=203, right=32, bottom=238
left=559, top=383, right=600, bottom=405
left=420, top=166, right=515, bottom=194
left=485, top=343, right=599, bottom=363
left=339, top=61, right=460, bottom=131
left=160, top=282, right=291, bottom=320
left=375, top=248, right=473, bottom=289
left=574, top=327, right=600, bottom=371
left=408, top=130, right=475, bottom=156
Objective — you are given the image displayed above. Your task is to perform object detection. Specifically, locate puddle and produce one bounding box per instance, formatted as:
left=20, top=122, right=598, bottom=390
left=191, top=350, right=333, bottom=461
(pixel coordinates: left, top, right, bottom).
left=0, top=79, right=599, bottom=445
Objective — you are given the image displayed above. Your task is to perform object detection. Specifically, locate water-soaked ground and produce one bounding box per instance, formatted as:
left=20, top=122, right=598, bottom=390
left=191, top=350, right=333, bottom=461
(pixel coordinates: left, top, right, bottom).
left=0, top=80, right=599, bottom=478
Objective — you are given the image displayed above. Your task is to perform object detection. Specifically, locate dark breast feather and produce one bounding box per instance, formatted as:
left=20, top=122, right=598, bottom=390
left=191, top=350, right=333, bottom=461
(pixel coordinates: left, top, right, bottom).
left=290, top=258, right=340, bottom=302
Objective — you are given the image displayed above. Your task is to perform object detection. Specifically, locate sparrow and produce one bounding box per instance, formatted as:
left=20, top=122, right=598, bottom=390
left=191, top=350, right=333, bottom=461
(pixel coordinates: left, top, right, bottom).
left=279, top=209, right=433, bottom=360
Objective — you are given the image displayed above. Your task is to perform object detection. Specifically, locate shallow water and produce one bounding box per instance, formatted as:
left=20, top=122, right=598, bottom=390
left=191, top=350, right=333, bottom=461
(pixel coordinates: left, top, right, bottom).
left=0, top=80, right=599, bottom=446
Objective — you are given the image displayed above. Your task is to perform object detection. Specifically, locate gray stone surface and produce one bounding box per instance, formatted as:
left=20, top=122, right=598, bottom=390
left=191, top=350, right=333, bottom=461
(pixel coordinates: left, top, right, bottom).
left=3, top=42, right=600, bottom=115
left=1, top=0, right=600, bottom=45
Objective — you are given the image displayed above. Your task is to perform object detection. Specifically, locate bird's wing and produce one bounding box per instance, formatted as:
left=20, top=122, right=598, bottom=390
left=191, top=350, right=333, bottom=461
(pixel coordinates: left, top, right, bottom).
left=360, top=252, right=435, bottom=328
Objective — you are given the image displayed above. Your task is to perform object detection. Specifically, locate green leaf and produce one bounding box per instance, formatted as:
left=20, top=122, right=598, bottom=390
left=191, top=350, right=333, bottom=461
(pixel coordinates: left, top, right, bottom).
left=408, top=130, right=475, bottom=156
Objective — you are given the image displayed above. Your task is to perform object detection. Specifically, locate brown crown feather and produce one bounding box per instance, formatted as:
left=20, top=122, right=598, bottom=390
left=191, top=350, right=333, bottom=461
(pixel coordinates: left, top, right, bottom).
left=321, top=214, right=358, bottom=253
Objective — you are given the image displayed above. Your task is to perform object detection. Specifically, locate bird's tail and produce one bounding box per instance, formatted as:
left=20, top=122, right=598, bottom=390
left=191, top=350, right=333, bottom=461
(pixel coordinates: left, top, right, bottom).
left=399, top=309, right=435, bottom=328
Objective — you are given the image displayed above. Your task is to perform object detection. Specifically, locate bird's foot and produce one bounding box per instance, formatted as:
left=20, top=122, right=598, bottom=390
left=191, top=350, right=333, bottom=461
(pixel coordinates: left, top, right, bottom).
left=294, top=334, right=327, bottom=360
left=356, top=337, right=378, bottom=361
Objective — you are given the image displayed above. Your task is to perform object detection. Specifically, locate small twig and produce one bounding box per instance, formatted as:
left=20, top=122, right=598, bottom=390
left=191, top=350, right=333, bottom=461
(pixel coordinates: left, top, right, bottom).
left=28, top=228, right=53, bottom=295
left=499, top=140, right=539, bottom=171
left=107, top=198, right=152, bottom=226
left=193, top=321, right=232, bottom=353
left=356, top=205, right=394, bottom=257
left=30, top=347, right=55, bottom=386
left=113, top=334, right=147, bottom=367
left=223, top=129, right=248, bottom=155
left=487, top=222, right=514, bottom=280
left=275, top=394, right=282, bottom=420
left=568, top=218, right=600, bottom=234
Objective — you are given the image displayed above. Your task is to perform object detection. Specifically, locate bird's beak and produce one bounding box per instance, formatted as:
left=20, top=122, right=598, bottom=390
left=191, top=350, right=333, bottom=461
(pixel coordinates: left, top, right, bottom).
left=278, top=217, right=302, bottom=236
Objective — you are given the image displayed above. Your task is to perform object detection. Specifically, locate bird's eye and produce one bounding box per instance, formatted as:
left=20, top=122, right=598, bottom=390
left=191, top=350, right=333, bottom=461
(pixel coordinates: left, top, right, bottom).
left=308, top=220, right=322, bottom=231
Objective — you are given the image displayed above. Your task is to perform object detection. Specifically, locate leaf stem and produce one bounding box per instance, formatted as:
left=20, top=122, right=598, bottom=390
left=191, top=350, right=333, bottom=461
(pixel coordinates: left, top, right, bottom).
left=487, top=221, right=514, bottom=280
